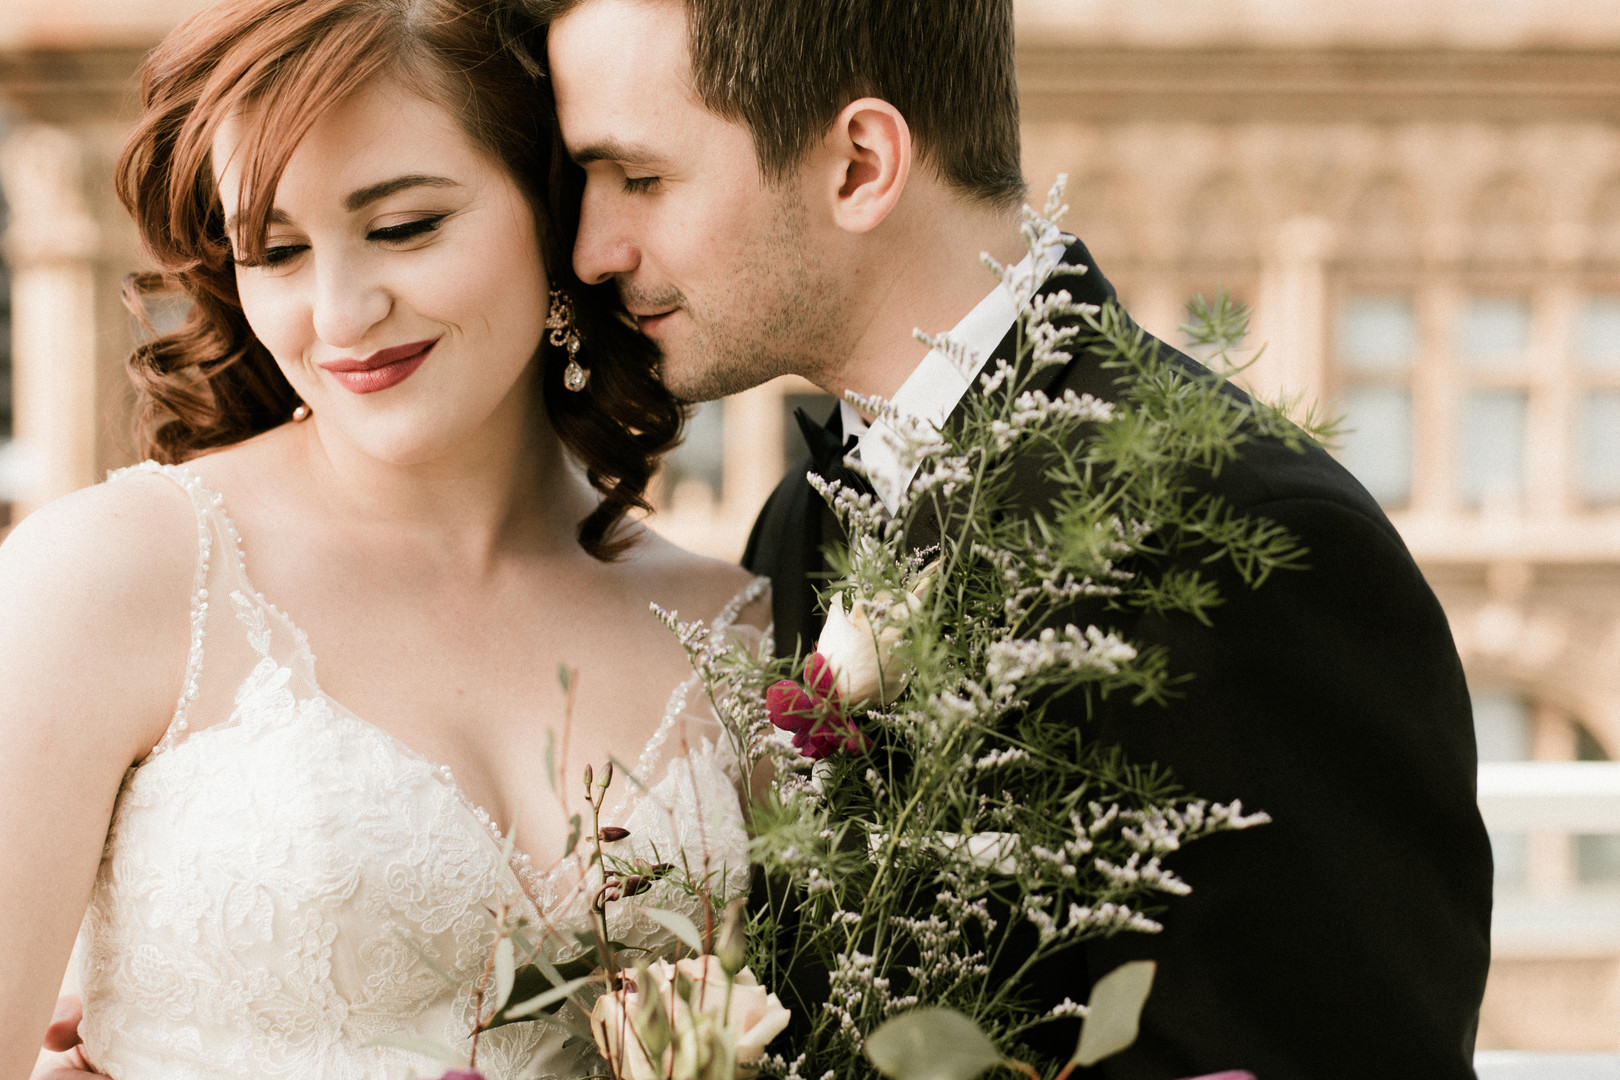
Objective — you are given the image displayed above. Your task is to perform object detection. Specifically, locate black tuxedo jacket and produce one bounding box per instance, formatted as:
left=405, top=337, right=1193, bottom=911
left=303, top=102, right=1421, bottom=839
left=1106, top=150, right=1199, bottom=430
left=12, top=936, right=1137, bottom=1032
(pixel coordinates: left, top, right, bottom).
left=742, top=240, right=1492, bottom=1080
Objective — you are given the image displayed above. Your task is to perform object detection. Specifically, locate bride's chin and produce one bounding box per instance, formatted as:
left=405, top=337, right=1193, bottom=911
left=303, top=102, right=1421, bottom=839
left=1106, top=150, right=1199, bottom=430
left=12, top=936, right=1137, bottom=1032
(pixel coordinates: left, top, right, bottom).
left=311, top=410, right=499, bottom=470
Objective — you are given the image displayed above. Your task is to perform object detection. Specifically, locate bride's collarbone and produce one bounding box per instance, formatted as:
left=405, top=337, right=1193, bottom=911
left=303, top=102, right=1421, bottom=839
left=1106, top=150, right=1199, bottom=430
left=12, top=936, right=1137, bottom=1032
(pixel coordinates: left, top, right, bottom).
left=291, top=590, right=695, bottom=769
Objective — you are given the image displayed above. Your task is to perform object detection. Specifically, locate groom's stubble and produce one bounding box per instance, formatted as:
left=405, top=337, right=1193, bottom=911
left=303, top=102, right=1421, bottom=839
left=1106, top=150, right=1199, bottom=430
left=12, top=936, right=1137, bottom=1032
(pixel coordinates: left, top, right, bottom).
left=635, top=184, right=853, bottom=405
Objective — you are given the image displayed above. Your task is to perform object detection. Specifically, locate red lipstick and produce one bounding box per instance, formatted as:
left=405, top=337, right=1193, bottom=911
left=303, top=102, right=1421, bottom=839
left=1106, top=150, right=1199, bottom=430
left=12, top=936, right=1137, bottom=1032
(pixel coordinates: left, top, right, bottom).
left=320, top=338, right=436, bottom=394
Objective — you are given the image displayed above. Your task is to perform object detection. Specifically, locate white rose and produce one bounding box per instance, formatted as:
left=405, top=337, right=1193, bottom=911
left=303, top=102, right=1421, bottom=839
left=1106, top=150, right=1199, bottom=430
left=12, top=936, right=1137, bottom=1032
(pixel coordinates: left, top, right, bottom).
left=815, top=563, right=937, bottom=705
left=591, top=983, right=662, bottom=1080
left=591, top=956, right=792, bottom=1080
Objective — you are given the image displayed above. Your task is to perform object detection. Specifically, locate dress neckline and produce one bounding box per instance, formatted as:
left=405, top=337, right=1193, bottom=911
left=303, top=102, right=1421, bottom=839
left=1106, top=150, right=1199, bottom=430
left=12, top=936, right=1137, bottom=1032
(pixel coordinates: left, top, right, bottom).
left=119, top=459, right=767, bottom=909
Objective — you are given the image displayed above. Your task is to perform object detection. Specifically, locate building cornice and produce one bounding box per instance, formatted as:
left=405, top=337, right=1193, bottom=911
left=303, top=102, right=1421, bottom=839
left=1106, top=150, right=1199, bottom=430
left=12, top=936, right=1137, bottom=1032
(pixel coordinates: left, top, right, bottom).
left=1019, top=45, right=1620, bottom=124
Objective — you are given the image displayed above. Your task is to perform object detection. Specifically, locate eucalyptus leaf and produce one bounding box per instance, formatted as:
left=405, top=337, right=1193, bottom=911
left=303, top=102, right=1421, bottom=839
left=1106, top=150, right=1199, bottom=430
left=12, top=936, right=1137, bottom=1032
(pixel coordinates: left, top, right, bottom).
left=640, top=907, right=704, bottom=954
left=565, top=814, right=582, bottom=858
left=531, top=950, right=568, bottom=988
left=365, top=1032, right=464, bottom=1065
left=503, top=974, right=595, bottom=1018
left=557, top=663, right=572, bottom=693
left=864, top=1007, right=1003, bottom=1080
left=553, top=951, right=605, bottom=980
left=493, top=936, right=517, bottom=1012
left=1072, top=960, right=1156, bottom=1066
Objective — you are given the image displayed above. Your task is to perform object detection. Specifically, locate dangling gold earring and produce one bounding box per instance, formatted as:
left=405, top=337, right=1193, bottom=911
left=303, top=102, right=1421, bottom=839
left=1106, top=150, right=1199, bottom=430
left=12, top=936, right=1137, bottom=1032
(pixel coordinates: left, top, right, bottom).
left=292, top=403, right=311, bottom=422
left=547, top=287, right=589, bottom=392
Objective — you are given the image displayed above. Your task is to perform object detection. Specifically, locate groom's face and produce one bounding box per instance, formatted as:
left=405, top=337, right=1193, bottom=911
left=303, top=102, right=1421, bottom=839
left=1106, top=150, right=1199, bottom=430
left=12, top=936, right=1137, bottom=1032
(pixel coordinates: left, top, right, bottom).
left=549, top=0, right=847, bottom=401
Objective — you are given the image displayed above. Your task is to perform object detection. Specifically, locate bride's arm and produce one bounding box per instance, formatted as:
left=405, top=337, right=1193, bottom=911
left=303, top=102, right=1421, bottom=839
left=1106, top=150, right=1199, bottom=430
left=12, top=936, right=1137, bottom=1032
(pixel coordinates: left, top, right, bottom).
left=0, top=480, right=194, bottom=1079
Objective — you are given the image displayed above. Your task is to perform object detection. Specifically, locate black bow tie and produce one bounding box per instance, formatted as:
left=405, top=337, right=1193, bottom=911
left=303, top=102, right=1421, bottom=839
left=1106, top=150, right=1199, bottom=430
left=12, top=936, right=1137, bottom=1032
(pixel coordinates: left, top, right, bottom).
left=795, top=406, right=858, bottom=474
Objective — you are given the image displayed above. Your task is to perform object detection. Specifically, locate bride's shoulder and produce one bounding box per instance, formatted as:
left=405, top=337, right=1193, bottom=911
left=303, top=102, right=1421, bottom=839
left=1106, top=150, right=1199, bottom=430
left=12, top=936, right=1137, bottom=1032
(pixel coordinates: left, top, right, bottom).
left=619, top=529, right=771, bottom=634
left=0, top=464, right=197, bottom=594
left=0, top=466, right=197, bottom=660
left=0, top=466, right=198, bottom=751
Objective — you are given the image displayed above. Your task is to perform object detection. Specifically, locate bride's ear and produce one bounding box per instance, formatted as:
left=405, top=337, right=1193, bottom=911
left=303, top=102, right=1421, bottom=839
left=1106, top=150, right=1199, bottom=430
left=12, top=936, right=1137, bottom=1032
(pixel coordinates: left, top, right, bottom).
left=820, top=97, right=911, bottom=235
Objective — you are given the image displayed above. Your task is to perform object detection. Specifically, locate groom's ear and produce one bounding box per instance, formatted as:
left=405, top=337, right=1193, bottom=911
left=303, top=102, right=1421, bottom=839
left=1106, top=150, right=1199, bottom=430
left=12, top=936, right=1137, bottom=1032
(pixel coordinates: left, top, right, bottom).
left=820, top=97, right=911, bottom=235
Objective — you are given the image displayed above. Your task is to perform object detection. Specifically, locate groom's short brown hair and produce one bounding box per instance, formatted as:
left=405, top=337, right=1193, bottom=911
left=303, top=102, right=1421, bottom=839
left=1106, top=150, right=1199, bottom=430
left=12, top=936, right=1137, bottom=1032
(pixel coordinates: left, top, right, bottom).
left=540, top=0, right=1026, bottom=208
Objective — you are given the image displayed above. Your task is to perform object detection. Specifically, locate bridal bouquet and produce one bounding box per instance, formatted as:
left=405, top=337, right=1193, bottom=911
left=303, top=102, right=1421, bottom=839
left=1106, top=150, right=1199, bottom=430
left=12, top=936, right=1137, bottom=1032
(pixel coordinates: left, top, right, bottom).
left=422, top=179, right=1320, bottom=1080
left=638, top=180, right=1325, bottom=1080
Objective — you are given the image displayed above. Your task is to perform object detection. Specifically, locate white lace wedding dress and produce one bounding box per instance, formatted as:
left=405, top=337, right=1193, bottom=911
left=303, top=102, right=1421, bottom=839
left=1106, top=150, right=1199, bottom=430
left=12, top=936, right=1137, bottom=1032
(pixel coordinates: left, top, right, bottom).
left=74, top=462, right=765, bottom=1080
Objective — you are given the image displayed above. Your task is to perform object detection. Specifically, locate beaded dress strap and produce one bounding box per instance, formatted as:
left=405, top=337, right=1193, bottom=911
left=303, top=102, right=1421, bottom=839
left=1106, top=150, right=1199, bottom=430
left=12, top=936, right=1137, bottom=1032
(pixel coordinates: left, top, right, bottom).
left=711, top=575, right=771, bottom=634
left=617, top=574, right=772, bottom=812
left=106, top=461, right=224, bottom=760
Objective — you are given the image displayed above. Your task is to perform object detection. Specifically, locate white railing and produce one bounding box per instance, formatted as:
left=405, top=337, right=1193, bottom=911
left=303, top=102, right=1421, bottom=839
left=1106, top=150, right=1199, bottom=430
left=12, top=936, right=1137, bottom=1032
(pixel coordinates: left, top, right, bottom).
left=1478, top=762, right=1620, bottom=832
left=1475, top=763, right=1620, bottom=1074
left=1474, top=1051, right=1620, bottom=1079
left=1476, top=762, right=1620, bottom=959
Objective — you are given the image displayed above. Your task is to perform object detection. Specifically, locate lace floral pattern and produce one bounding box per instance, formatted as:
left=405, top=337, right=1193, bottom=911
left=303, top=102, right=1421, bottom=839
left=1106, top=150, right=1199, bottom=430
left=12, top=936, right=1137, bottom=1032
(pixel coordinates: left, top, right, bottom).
left=77, top=463, right=764, bottom=1080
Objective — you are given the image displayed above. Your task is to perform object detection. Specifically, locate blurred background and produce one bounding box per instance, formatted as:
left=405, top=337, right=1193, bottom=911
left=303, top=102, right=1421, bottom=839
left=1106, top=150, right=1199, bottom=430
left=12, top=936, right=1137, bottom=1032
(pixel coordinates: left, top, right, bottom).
left=2, top=0, right=1619, bottom=1054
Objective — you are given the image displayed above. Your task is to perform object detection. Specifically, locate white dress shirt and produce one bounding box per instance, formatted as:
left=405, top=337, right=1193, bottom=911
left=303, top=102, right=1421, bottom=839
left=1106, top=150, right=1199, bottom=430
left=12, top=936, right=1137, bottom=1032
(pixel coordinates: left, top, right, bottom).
left=842, top=246, right=1060, bottom=512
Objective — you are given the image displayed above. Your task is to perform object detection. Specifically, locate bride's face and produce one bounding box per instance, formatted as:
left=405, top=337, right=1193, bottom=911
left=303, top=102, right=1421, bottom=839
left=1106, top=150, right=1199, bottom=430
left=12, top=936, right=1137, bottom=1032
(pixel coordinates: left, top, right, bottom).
left=214, top=76, right=549, bottom=464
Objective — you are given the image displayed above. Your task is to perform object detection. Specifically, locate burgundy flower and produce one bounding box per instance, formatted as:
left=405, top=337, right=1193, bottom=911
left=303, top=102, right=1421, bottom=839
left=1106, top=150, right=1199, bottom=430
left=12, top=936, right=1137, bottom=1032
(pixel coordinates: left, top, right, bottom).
left=766, top=679, right=816, bottom=736
left=436, top=1071, right=486, bottom=1080
left=804, top=651, right=837, bottom=698
left=765, top=653, right=871, bottom=761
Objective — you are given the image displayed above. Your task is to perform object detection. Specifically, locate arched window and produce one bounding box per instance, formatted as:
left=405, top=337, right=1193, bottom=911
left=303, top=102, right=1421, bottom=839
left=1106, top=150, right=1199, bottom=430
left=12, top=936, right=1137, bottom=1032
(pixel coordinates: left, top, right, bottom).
left=1334, top=293, right=1419, bottom=506
left=1331, top=179, right=1424, bottom=508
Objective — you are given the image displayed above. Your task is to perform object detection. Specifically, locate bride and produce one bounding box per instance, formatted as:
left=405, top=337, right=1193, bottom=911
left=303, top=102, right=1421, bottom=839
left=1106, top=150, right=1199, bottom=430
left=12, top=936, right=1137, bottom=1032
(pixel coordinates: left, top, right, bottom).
left=2, top=0, right=766, bottom=1075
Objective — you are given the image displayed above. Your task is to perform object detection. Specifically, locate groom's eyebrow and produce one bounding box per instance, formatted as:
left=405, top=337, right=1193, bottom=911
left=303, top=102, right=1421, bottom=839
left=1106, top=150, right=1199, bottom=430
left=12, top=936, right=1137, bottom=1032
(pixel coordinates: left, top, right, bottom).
left=570, top=139, right=666, bottom=168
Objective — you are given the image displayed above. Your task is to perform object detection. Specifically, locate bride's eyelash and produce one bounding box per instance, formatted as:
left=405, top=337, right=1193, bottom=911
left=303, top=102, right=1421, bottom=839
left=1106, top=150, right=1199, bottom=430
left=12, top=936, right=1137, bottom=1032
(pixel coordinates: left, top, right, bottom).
left=622, top=176, right=660, bottom=195
left=370, top=215, right=447, bottom=243
left=231, top=215, right=448, bottom=268
left=233, top=244, right=306, bottom=269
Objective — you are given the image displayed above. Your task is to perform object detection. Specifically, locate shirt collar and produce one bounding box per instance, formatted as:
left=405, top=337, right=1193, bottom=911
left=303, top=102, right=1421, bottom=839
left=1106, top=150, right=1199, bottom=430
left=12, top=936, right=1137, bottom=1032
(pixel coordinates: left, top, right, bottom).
left=846, top=243, right=1061, bottom=512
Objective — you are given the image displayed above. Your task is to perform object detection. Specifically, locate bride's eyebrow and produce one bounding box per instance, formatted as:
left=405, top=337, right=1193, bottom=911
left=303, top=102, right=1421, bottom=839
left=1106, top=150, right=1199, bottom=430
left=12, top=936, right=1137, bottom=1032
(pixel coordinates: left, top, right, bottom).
left=343, top=174, right=461, bottom=211
left=222, top=175, right=461, bottom=235
left=223, top=206, right=292, bottom=235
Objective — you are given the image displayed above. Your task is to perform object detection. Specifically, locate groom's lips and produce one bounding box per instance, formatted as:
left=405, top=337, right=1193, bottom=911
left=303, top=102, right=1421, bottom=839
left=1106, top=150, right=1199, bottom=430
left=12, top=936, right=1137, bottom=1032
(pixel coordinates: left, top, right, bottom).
left=632, top=309, right=679, bottom=335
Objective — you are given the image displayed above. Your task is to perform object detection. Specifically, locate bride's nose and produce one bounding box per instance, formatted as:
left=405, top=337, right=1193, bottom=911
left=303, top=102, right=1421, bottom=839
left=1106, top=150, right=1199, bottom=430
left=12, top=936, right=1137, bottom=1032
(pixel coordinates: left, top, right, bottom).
left=310, top=256, right=392, bottom=349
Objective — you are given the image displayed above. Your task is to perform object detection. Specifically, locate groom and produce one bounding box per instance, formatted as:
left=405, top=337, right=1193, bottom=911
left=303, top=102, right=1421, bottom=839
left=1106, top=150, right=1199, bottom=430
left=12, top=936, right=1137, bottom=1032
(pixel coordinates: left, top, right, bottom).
left=540, top=0, right=1492, bottom=1077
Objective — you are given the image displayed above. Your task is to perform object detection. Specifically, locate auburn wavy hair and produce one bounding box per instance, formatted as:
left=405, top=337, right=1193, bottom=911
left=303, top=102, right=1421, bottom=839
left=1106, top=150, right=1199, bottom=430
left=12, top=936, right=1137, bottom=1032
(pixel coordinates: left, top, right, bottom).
left=115, top=0, right=682, bottom=560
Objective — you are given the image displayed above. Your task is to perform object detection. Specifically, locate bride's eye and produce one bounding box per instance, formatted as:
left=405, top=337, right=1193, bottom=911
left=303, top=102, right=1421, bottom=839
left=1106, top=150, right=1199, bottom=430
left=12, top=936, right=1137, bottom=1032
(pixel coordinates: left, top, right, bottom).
left=622, top=175, right=660, bottom=195
left=233, top=243, right=307, bottom=269
left=369, top=215, right=447, bottom=243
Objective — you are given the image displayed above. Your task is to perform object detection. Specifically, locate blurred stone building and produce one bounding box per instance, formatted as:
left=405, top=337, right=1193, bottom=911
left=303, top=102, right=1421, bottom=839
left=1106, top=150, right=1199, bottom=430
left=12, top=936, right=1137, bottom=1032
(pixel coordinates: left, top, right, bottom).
left=2, top=0, right=1618, bottom=1052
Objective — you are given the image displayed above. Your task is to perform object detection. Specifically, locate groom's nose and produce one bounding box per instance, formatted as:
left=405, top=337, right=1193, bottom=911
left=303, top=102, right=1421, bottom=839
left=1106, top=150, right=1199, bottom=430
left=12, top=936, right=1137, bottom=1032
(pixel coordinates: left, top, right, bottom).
left=573, top=183, right=641, bottom=285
